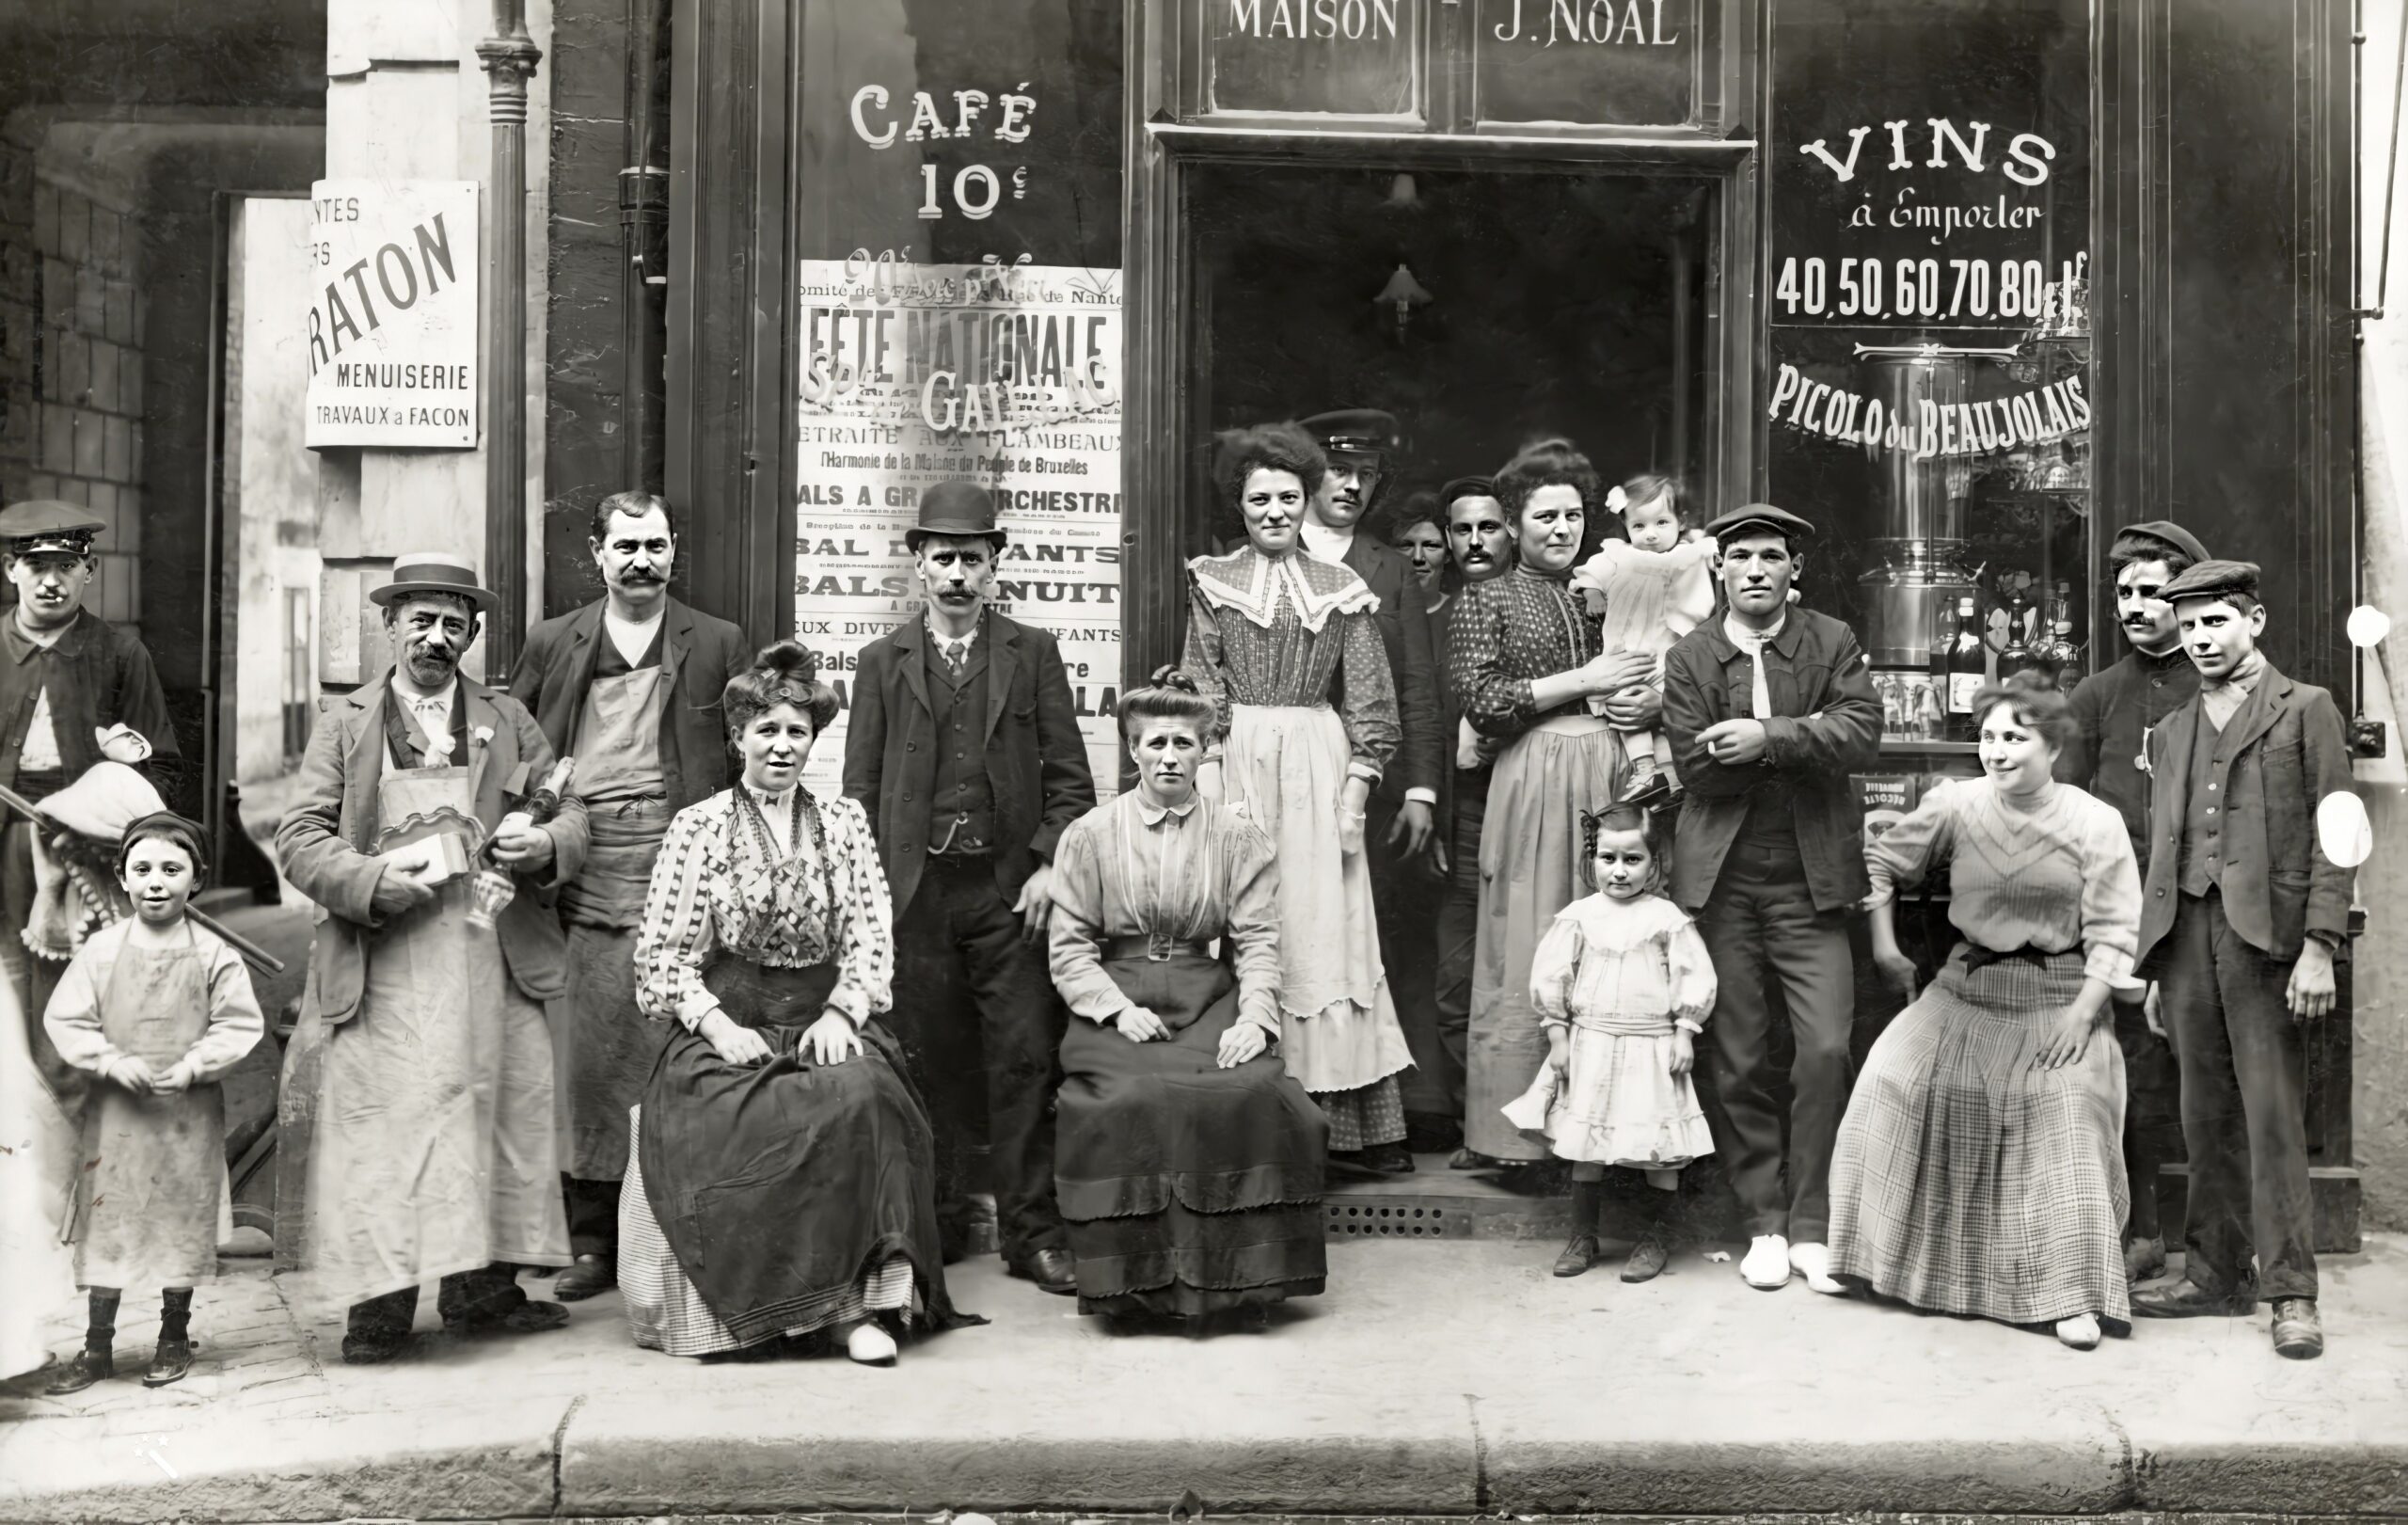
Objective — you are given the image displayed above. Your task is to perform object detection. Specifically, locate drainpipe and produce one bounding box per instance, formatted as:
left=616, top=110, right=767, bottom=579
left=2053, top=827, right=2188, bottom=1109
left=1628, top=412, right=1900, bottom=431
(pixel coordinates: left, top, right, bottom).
left=478, top=0, right=542, bottom=676
left=621, top=0, right=672, bottom=493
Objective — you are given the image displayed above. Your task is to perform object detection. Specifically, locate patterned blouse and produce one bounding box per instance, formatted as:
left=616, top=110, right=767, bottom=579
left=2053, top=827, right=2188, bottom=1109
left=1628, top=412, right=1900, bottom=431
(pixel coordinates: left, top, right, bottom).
left=1450, top=565, right=1604, bottom=740
left=1047, top=791, right=1284, bottom=1034
left=633, top=785, right=895, bottom=1031
left=1181, top=546, right=1401, bottom=775
left=1865, top=777, right=2141, bottom=984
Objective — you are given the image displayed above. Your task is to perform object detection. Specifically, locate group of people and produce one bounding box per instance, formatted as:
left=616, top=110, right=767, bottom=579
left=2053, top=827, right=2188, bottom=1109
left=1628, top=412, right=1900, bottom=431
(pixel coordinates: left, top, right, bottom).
left=0, top=407, right=2353, bottom=1390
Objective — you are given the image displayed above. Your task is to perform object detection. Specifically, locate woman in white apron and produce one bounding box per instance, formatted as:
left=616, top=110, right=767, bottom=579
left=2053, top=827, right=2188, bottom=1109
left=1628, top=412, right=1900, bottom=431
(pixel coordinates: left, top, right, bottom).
left=40, top=813, right=261, bottom=1391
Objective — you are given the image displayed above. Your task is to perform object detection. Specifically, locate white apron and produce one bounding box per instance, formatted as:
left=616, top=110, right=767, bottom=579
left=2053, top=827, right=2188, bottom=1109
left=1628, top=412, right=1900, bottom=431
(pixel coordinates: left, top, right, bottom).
left=67, top=926, right=228, bottom=1289
left=291, top=764, right=567, bottom=1309
left=0, top=969, right=76, bottom=1375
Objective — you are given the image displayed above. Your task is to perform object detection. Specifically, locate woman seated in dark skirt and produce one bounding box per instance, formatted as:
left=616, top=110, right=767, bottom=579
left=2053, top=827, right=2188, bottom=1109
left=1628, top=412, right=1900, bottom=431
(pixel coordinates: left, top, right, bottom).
left=1047, top=675, right=1330, bottom=1324
left=622, top=642, right=975, bottom=1365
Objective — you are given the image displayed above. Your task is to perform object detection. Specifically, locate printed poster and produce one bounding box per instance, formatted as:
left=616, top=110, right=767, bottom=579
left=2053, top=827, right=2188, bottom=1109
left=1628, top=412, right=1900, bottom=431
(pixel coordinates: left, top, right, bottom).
left=794, top=256, right=1123, bottom=800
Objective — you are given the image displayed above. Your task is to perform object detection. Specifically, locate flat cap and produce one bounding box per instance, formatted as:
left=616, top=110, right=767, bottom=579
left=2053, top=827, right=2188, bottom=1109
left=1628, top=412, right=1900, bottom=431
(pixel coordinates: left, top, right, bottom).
left=1300, top=408, right=1401, bottom=454
left=2113, top=519, right=2210, bottom=567
left=1436, top=474, right=1499, bottom=506
left=0, top=500, right=105, bottom=556
left=1704, top=501, right=1817, bottom=545
left=2160, top=557, right=2261, bottom=605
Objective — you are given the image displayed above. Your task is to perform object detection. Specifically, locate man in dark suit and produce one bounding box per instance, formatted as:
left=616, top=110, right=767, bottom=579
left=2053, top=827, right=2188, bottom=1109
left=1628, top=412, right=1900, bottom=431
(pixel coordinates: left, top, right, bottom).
left=1298, top=409, right=1444, bottom=1165
left=844, top=481, right=1095, bottom=1295
left=508, top=491, right=752, bottom=1300
left=2130, top=560, right=2352, bottom=1360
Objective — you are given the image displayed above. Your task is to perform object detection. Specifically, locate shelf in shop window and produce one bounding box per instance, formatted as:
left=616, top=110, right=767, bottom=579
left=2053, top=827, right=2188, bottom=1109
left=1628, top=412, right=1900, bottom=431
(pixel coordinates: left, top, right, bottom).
left=1876, top=739, right=1981, bottom=758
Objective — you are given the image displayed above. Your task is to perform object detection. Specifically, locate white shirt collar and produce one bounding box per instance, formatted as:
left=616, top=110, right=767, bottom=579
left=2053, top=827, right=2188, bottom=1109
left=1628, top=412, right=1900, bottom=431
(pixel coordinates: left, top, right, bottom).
left=389, top=673, right=457, bottom=719
left=1134, top=793, right=1199, bottom=827
left=1298, top=519, right=1356, bottom=563
left=1724, top=611, right=1786, bottom=649
left=925, top=612, right=981, bottom=653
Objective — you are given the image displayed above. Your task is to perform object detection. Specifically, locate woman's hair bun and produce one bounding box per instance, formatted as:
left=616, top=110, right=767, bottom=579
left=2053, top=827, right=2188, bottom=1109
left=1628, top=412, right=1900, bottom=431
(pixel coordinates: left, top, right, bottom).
left=1161, top=669, right=1200, bottom=695
left=753, top=640, right=819, bottom=687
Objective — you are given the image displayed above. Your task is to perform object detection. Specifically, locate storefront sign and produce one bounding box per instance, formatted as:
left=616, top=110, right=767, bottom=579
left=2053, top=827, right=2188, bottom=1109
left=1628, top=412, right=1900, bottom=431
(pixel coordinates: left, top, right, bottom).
left=1768, top=360, right=2088, bottom=460
left=792, top=254, right=1125, bottom=798
left=1474, top=0, right=1696, bottom=125
left=303, top=179, right=478, bottom=448
left=1205, top=0, right=1422, bottom=117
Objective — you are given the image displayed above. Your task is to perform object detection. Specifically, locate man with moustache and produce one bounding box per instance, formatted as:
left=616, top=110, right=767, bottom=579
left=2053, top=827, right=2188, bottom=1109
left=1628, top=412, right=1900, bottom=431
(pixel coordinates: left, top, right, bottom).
left=2130, top=560, right=2352, bottom=1359
left=1662, top=505, right=1881, bottom=1295
left=845, top=482, right=1094, bottom=1295
left=278, top=554, right=588, bottom=1363
left=508, top=492, right=751, bottom=1300
left=1297, top=410, right=1444, bottom=1161
left=0, top=501, right=180, bottom=1082
left=2056, top=520, right=2209, bottom=1282
left=1427, top=475, right=1512, bottom=1158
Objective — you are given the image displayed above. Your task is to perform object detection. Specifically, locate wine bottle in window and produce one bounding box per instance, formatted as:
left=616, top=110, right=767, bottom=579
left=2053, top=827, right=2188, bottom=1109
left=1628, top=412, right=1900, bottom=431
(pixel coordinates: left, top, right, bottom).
left=1942, top=596, right=1987, bottom=740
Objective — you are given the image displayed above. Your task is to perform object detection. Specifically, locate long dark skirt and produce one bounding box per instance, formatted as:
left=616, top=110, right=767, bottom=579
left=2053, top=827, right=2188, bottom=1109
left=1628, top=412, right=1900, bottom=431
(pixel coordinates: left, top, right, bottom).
left=637, top=956, right=976, bottom=1346
left=1055, top=951, right=1329, bottom=1318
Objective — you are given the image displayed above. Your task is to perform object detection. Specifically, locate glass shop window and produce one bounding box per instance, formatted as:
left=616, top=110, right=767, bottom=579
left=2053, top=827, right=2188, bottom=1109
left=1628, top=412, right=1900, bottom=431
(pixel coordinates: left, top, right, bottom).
left=1764, top=0, right=2095, bottom=750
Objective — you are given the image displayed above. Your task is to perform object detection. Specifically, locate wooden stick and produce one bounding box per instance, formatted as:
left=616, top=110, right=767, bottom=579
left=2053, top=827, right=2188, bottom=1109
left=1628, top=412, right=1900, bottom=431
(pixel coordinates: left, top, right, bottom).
left=0, top=783, right=287, bottom=977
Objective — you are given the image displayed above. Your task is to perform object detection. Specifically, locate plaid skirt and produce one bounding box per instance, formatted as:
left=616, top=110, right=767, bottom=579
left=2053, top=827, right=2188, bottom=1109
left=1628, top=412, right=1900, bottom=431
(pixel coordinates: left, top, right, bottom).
left=1828, top=946, right=2131, bottom=1332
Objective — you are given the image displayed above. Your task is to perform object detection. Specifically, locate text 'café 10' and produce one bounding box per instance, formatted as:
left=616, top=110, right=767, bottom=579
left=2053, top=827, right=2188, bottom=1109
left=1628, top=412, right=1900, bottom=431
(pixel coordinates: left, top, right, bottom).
left=662, top=0, right=2362, bottom=1229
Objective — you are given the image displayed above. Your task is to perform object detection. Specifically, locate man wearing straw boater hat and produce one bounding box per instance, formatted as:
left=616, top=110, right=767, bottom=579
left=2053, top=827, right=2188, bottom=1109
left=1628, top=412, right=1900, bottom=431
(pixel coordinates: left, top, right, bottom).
left=0, top=500, right=179, bottom=1089
left=277, top=551, right=589, bottom=1363
left=845, top=481, right=1094, bottom=1296
left=508, top=492, right=750, bottom=1303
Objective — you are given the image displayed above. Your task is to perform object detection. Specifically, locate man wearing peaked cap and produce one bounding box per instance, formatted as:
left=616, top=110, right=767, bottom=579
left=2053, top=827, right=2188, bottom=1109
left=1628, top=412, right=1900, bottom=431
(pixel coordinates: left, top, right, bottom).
left=0, top=500, right=180, bottom=1095
left=2055, top=517, right=2211, bottom=1282
left=1662, top=500, right=1884, bottom=1295
left=846, top=480, right=1095, bottom=1294
left=2129, top=556, right=2353, bottom=1360
left=277, top=549, right=588, bottom=1363
left=1298, top=408, right=1445, bottom=1166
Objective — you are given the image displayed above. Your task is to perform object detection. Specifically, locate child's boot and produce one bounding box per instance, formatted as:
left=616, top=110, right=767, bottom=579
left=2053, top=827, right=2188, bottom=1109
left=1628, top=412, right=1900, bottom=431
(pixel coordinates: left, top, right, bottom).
left=1552, top=1176, right=1604, bottom=1278
left=47, top=1291, right=119, bottom=1394
left=146, top=1288, right=196, bottom=1388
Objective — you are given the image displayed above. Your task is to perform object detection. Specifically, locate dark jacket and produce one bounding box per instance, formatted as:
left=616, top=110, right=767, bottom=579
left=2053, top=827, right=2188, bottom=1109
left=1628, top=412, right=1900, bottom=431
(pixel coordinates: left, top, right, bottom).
left=1337, top=536, right=1442, bottom=803
left=508, top=596, right=752, bottom=817
left=277, top=675, right=589, bottom=1025
left=2137, top=660, right=2354, bottom=966
left=1662, top=610, right=1883, bottom=915
left=0, top=610, right=179, bottom=790
left=2055, top=643, right=2200, bottom=871
left=843, top=609, right=1095, bottom=917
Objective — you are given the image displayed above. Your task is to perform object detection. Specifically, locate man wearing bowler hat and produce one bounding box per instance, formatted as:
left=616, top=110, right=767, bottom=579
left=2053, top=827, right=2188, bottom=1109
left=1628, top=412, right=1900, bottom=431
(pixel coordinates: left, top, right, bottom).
left=1662, top=503, right=1881, bottom=1295
left=1298, top=409, right=1445, bottom=1163
left=277, top=552, right=587, bottom=1362
left=2057, top=518, right=2211, bottom=1282
left=0, top=500, right=180, bottom=1086
left=845, top=482, right=1094, bottom=1295
left=2130, top=559, right=2352, bottom=1359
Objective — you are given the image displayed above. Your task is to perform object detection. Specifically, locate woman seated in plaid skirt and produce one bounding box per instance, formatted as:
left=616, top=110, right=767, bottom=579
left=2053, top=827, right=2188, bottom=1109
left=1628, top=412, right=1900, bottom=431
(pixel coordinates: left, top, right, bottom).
left=1829, top=672, right=2143, bottom=1351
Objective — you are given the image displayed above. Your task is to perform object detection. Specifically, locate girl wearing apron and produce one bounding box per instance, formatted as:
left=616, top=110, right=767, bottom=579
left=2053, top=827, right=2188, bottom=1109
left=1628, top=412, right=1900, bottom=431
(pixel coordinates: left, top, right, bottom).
left=40, top=813, right=261, bottom=1392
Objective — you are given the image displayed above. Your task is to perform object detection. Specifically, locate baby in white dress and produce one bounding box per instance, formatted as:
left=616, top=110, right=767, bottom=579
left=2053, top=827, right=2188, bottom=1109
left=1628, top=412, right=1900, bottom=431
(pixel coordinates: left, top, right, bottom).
left=1569, top=475, right=1718, bottom=798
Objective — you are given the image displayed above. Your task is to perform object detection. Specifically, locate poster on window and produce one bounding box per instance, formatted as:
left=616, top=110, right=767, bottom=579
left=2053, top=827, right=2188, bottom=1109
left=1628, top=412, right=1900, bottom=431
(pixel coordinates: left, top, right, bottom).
left=793, top=255, right=1124, bottom=800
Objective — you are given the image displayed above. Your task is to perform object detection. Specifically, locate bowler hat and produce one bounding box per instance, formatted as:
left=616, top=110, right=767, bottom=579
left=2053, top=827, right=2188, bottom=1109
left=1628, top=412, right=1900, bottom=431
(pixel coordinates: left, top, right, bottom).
left=905, top=480, right=1008, bottom=550
left=371, top=551, right=499, bottom=615
left=1705, top=502, right=1817, bottom=546
left=0, top=500, right=106, bottom=558
left=2159, top=558, right=2262, bottom=606
left=2112, top=519, right=2210, bottom=567
left=1301, top=408, right=1402, bottom=455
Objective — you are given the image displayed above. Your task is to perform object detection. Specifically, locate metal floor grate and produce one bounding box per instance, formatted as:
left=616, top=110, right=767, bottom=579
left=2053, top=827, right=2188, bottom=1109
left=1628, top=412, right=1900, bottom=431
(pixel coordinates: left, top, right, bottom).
left=1326, top=1199, right=1456, bottom=1237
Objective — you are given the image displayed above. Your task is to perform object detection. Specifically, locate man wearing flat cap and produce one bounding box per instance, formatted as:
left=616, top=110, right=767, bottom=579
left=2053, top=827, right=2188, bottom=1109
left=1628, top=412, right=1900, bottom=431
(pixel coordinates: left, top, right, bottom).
left=277, top=552, right=588, bottom=1362
left=1662, top=503, right=1881, bottom=1295
left=508, top=490, right=751, bottom=1301
left=0, top=500, right=180, bottom=1096
left=1298, top=409, right=1445, bottom=1163
left=2056, top=518, right=2211, bottom=1282
left=2130, top=560, right=2353, bottom=1360
left=845, top=482, right=1095, bottom=1295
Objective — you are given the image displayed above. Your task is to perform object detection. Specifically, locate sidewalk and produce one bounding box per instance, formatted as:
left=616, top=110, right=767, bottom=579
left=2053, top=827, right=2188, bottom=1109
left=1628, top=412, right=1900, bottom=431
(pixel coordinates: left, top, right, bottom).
left=3, top=1232, right=2403, bottom=1524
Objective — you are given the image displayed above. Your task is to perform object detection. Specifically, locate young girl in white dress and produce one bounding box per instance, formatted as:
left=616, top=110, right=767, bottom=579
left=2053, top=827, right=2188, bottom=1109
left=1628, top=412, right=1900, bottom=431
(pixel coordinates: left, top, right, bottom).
left=1569, top=474, right=1719, bottom=804
left=1513, top=802, right=1717, bottom=1283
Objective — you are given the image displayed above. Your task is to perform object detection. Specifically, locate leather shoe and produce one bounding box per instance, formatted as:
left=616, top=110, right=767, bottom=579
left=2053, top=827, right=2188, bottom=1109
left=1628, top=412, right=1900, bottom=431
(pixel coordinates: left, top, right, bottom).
left=1552, top=1232, right=1600, bottom=1278
left=2131, top=1279, right=2254, bottom=1319
left=143, top=1337, right=195, bottom=1388
left=554, top=1255, right=616, bottom=1302
left=1621, top=1229, right=1671, bottom=1284
left=44, top=1347, right=111, bottom=1394
left=1009, top=1247, right=1078, bottom=1295
left=341, top=1327, right=409, bottom=1365
left=444, top=1299, right=573, bottom=1339
left=2272, top=1297, right=2323, bottom=1359
left=1360, top=1140, right=1416, bottom=1174
left=2123, top=1234, right=2168, bottom=1284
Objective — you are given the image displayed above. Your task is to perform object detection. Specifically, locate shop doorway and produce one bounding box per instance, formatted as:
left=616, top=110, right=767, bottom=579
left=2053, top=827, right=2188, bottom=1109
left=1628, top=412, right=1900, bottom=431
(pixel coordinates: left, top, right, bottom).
left=1186, top=164, right=1715, bottom=546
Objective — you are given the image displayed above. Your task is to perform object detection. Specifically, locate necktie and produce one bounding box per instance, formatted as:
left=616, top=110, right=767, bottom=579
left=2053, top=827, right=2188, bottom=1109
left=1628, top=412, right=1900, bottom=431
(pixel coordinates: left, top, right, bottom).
left=941, top=637, right=968, bottom=678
